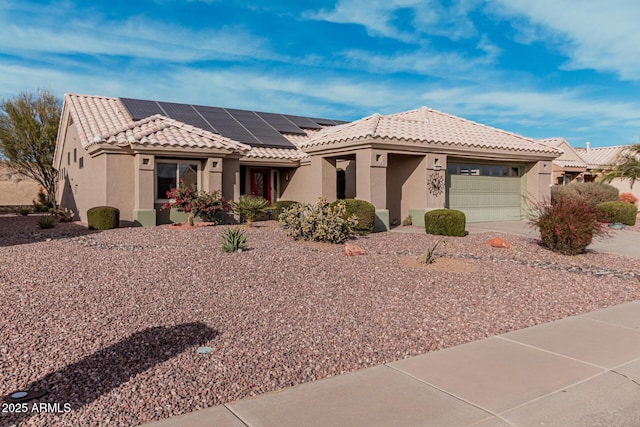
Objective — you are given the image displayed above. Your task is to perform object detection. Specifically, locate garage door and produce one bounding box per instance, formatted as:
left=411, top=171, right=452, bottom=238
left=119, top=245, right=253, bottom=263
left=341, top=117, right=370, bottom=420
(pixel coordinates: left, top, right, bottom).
left=447, top=163, right=523, bottom=222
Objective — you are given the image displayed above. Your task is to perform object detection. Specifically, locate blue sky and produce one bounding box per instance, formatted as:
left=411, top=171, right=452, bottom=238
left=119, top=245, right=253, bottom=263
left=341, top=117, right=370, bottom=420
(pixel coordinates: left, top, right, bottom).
left=1, top=0, right=639, bottom=148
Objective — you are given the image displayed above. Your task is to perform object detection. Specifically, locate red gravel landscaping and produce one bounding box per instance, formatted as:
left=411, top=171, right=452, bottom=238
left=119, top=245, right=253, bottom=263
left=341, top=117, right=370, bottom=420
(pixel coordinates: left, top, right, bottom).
left=1, top=216, right=639, bottom=426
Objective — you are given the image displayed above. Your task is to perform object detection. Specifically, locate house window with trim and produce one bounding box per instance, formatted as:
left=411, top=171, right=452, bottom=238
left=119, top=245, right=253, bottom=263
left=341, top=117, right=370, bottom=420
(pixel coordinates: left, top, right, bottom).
left=156, top=161, right=199, bottom=200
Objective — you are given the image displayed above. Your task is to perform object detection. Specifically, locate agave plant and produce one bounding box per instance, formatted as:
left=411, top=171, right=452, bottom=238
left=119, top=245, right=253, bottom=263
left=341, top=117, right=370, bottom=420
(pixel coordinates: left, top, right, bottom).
left=37, top=215, right=56, bottom=229
left=220, top=227, right=247, bottom=253
left=230, top=195, right=270, bottom=226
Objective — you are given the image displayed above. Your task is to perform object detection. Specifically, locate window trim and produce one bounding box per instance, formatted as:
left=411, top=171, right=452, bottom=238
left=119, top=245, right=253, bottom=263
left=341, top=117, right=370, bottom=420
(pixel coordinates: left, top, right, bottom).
left=155, top=159, right=201, bottom=202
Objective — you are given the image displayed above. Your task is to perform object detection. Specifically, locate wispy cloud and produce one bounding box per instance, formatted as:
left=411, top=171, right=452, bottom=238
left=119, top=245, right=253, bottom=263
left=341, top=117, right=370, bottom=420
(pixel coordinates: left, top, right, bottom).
left=0, top=4, right=276, bottom=63
left=490, top=0, right=640, bottom=80
left=306, top=0, right=480, bottom=42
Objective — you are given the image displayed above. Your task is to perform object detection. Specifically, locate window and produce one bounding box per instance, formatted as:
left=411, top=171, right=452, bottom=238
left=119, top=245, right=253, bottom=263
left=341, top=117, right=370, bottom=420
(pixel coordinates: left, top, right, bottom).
left=156, top=161, right=199, bottom=199
left=79, top=157, right=84, bottom=169
left=73, top=148, right=77, bottom=163
left=448, top=163, right=523, bottom=177
left=67, top=152, right=70, bottom=165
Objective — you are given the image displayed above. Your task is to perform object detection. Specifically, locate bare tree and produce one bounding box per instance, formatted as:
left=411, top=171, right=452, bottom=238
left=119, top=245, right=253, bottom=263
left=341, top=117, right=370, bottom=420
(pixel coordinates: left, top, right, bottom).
left=0, top=90, right=61, bottom=206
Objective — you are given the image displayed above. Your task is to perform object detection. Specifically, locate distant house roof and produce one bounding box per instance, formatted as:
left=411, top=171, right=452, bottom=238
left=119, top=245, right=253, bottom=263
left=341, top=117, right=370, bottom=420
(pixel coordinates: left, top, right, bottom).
left=575, top=145, right=627, bottom=167
left=302, top=107, right=561, bottom=156
left=538, top=138, right=587, bottom=169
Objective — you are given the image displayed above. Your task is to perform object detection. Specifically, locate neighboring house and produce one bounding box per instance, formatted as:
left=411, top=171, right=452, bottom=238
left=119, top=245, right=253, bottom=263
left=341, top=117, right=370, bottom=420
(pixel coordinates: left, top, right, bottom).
left=576, top=143, right=640, bottom=200
left=54, top=94, right=561, bottom=228
left=538, top=138, right=588, bottom=185
left=0, top=161, right=41, bottom=207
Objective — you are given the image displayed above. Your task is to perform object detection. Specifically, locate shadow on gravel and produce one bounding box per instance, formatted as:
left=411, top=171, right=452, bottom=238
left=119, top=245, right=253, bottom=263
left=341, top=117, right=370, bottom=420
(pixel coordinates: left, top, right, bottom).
left=2, top=323, right=219, bottom=425
left=0, top=215, right=100, bottom=248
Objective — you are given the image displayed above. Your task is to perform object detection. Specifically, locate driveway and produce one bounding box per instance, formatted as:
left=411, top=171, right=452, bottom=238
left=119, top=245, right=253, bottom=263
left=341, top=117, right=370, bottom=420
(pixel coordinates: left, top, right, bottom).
left=465, top=220, right=640, bottom=259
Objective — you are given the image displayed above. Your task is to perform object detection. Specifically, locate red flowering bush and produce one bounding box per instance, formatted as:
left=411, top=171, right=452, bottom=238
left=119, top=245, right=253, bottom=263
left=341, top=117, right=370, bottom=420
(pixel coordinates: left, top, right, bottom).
left=162, top=180, right=228, bottom=223
left=529, top=196, right=608, bottom=255
left=620, top=192, right=639, bottom=205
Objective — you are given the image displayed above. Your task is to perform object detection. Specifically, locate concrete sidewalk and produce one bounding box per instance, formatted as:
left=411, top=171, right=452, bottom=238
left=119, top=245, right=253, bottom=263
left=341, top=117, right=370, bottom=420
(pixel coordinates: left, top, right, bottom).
left=463, top=220, right=640, bottom=259
left=143, top=301, right=640, bottom=427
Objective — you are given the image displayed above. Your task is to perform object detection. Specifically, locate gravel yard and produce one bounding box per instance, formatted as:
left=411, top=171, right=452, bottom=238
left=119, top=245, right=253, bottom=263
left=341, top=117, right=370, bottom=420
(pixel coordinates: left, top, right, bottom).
left=1, top=214, right=639, bottom=426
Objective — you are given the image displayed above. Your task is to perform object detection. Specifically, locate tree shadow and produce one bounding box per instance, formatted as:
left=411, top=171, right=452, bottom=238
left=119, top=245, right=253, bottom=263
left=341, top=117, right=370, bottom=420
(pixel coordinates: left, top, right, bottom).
left=2, top=322, right=218, bottom=425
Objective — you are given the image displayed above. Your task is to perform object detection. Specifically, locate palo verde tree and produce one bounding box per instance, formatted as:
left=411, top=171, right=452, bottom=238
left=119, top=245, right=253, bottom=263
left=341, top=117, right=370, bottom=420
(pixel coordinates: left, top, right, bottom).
left=599, top=144, right=640, bottom=189
left=0, top=89, right=61, bottom=206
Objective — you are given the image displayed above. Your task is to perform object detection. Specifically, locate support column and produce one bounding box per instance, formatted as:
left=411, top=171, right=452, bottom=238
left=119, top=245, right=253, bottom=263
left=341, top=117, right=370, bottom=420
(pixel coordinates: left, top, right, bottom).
left=356, top=149, right=388, bottom=231
left=310, top=155, right=337, bottom=201
left=133, top=153, right=156, bottom=226
left=410, top=154, right=448, bottom=227
left=222, top=158, right=240, bottom=203
left=204, top=157, right=224, bottom=193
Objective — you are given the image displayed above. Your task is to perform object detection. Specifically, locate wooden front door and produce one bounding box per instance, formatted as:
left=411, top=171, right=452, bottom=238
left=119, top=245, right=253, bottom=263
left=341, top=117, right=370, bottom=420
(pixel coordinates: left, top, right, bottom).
left=250, top=169, right=271, bottom=201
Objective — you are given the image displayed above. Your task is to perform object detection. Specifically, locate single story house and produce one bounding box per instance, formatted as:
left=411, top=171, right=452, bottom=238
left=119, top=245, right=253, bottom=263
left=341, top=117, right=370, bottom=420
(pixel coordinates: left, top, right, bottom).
left=575, top=144, right=640, bottom=200
left=0, top=161, right=41, bottom=207
left=538, top=138, right=588, bottom=185
left=54, top=94, right=561, bottom=228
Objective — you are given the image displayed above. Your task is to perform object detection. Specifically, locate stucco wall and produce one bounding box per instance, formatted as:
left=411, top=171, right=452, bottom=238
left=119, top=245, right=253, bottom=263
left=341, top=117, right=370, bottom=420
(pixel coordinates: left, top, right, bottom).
left=0, top=162, right=41, bottom=206
left=386, top=154, right=427, bottom=225
left=279, top=163, right=315, bottom=203
left=105, top=153, right=135, bottom=221
left=57, top=124, right=107, bottom=221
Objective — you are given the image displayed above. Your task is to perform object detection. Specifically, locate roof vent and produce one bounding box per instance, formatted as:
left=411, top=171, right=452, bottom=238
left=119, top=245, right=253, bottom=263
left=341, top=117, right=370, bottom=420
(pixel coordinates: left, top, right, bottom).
left=586, top=141, right=591, bottom=152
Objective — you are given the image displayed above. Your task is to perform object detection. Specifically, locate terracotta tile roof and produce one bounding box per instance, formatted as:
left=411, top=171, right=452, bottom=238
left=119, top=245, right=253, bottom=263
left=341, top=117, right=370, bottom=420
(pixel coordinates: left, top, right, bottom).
left=66, top=94, right=249, bottom=152
left=553, top=160, right=587, bottom=168
left=538, top=138, right=567, bottom=148
left=302, top=107, right=560, bottom=155
left=575, top=146, right=626, bottom=167
left=537, top=138, right=587, bottom=168
left=242, top=128, right=326, bottom=160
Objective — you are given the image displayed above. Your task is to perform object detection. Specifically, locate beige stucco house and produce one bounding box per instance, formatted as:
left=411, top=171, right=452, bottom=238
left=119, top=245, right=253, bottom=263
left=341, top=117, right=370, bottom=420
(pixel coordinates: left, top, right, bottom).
left=538, top=138, right=588, bottom=185
left=0, top=161, right=41, bottom=207
left=54, top=94, right=561, bottom=229
left=575, top=144, right=640, bottom=200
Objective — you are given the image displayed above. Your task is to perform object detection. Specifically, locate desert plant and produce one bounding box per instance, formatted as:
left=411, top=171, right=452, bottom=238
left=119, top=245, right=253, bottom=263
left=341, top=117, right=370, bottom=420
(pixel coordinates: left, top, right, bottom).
left=595, top=201, right=638, bottom=226
left=162, top=180, right=228, bottom=224
left=50, top=207, right=75, bottom=222
left=278, top=198, right=358, bottom=244
left=37, top=215, right=56, bottom=229
left=424, top=209, right=466, bottom=237
left=272, top=200, right=298, bottom=220
left=420, top=239, right=445, bottom=265
left=620, top=192, right=638, bottom=205
left=330, top=199, right=375, bottom=234
left=598, top=144, right=640, bottom=189
left=220, top=227, right=247, bottom=252
left=552, top=182, right=619, bottom=209
left=87, top=206, right=120, bottom=230
left=15, top=205, right=32, bottom=216
left=529, top=196, right=608, bottom=256
left=32, top=188, right=53, bottom=212
left=402, top=215, right=412, bottom=226
left=230, top=195, right=270, bottom=226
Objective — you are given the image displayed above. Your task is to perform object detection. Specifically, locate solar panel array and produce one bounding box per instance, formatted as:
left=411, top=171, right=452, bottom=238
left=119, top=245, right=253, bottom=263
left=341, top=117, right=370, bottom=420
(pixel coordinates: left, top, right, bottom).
left=119, top=98, right=346, bottom=148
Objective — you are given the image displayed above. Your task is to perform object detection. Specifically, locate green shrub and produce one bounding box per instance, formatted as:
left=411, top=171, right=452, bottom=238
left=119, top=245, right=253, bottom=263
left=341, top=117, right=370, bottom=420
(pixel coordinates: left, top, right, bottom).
left=37, top=215, right=56, bottom=229
left=552, top=182, right=619, bottom=209
left=15, top=206, right=32, bottom=216
left=32, top=189, right=53, bottom=212
left=424, top=209, right=466, bottom=237
left=330, top=199, right=375, bottom=234
left=272, top=200, right=298, bottom=220
left=529, top=197, right=607, bottom=256
left=220, top=227, right=247, bottom=252
left=87, top=206, right=120, bottom=230
left=278, top=198, right=358, bottom=244
left=402, top=215, right=412, bottom=226
left=162, top=182, right=228, bottom=223
left=595, top=201, right=638, bottom=226
left=230, top=195, right=270, bottom=226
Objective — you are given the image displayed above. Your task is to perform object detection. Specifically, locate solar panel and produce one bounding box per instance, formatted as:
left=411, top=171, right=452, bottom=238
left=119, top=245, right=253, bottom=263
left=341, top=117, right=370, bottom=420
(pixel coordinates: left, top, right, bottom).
left=284, top=115, right=323, bottom=129
left=120, top=98, right=165, bottom=120
left=157, top=102, right=217, bottom=133
left=226, top=109, right=296, bottom=148
left=312, top=118, right=349, bottom=126
left=256, top=112, right=306, bottom=135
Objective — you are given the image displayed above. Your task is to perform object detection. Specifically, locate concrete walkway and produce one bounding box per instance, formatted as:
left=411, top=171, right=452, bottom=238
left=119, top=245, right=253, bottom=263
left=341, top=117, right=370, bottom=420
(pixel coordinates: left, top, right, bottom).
left=143, top=301, right=640, bottom=427
left=463, top=220, right=640, bottom=259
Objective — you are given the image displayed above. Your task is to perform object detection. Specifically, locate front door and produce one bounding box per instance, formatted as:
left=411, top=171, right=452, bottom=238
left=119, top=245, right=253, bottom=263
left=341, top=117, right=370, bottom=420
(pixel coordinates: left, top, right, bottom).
left=250, top=169, right=271, bottom=201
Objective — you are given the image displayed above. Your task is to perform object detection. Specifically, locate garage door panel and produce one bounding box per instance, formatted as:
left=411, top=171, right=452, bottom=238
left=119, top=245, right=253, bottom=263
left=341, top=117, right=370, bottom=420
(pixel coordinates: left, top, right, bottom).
left=448, top=169, right=522, bottom=222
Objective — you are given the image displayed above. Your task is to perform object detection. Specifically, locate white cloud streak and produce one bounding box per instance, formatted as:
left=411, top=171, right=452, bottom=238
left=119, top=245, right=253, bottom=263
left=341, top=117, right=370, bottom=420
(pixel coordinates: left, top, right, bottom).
left=491, top=0, right=640, bottom=80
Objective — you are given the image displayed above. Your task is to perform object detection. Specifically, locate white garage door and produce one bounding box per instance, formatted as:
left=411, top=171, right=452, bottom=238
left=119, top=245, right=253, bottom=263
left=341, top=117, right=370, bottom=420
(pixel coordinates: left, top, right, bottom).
left=447, top=163, right=523, bottom=223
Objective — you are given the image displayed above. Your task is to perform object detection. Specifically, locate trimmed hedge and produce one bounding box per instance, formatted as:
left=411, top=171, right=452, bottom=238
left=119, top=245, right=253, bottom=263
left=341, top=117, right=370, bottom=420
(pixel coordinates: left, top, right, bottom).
left=272, top=200, right=298, bottom=220
left=87, top=206, right=120, bottom=230
left=424, top=209, right=466, bottom=237
left=595, top=201, right=638, bottom=226
left=331, top=199, right=375, bottom=234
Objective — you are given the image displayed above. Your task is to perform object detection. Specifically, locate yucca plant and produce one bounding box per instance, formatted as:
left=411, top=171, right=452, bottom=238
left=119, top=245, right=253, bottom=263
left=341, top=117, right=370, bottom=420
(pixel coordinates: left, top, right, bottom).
left=230, top=195, right=270, bottom=226
left=220, top=227, right=247, bottom=252
left=420, top=239, right=445, bottom=264
left=37, top=215, right=56, bottom=229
